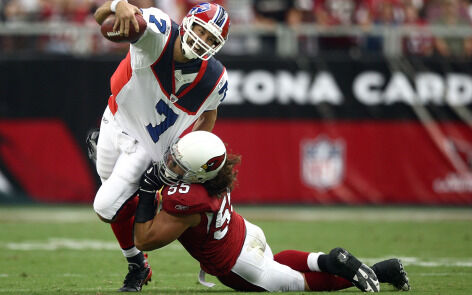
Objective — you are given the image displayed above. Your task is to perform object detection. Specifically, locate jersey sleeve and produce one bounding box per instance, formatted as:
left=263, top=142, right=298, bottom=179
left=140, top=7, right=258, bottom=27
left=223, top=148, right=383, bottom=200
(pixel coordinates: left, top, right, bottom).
left=129, top=7, right=172, bottom=69
left=162, top=184, right=220, bottom=215
left=205, top=67, right=228, bottom=111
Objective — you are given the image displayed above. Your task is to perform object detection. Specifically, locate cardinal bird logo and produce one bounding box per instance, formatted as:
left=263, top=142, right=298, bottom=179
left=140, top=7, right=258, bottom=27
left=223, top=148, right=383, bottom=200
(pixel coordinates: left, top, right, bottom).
left=202, top=154, right=225, bottom=172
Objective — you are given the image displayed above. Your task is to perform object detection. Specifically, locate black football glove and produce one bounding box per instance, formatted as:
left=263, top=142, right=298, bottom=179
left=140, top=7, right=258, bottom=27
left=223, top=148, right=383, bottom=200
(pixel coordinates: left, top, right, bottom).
left=139, top=162, right=164, bottom=194
left=136, top=162, right=164, bottom=223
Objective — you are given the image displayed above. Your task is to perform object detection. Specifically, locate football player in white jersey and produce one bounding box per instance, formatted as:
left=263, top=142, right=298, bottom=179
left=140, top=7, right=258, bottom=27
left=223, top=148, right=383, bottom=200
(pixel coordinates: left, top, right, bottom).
left=90, top=1, right=230, bottom=291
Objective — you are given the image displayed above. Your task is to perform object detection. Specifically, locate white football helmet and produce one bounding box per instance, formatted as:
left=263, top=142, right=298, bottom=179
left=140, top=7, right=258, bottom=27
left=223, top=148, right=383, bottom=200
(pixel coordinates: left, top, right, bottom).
left=158, top=131, right=226, bottom=185
left=179, top=2, right=230, bottom=60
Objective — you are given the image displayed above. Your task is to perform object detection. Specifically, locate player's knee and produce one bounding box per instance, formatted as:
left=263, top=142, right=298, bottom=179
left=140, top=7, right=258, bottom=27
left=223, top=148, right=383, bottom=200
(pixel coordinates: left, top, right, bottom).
left=96, top=212, right=113, bottom=223
left=93, top=196, right=114, bottom=222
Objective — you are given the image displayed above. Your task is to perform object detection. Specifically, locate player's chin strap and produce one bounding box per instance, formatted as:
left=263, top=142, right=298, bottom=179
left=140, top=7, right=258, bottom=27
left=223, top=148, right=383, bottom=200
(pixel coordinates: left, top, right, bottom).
left=198, top=269, right=215, bottom=288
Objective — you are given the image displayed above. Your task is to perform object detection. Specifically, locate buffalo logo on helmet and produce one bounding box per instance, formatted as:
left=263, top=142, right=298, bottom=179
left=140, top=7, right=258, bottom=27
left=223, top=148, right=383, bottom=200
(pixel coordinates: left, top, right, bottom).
left=187, top=3, right=229, bottom=35
left=189, top=3, right=211, bottom=15
left=201, top=153, right=225, bottom=172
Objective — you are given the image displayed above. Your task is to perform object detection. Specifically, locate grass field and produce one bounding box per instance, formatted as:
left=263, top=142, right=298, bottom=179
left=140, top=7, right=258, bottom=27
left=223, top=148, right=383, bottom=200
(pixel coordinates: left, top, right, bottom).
left=0, top=205, right=471, bottom=295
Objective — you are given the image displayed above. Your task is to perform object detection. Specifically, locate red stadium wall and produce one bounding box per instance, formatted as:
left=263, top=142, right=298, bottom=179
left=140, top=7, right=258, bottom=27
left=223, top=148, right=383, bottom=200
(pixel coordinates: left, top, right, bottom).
left=213, top=120, right=472, bottom=205
left=1, top=56, right=472, bottom=205
left=0, top=120, right=96, bottom=203
left=3, top=118, right=471, bottom=205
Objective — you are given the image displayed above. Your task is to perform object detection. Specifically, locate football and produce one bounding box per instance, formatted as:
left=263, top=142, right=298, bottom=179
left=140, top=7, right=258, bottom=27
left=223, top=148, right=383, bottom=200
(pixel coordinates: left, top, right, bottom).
left=100, top=13, right=147, bottom=43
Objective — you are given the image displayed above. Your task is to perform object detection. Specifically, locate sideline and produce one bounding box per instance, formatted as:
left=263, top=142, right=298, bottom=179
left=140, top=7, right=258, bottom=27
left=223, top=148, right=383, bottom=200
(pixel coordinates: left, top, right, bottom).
left=238, top=206, right=472, bottom=221
left=0, top=205, right=471, bottom=222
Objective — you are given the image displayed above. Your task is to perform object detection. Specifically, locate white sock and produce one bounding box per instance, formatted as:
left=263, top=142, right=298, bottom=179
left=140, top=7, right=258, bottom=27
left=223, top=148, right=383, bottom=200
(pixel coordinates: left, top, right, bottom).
left=122, top=246, right=140, bottom=258
left=307, top=252, right=324, bottom=272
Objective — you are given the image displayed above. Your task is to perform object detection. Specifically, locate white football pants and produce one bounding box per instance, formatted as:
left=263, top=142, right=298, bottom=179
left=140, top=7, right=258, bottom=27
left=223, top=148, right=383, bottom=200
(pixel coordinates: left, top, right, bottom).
left=93, top=107, right=151, bottom=220
left=231, top=220, right=306, bottom=292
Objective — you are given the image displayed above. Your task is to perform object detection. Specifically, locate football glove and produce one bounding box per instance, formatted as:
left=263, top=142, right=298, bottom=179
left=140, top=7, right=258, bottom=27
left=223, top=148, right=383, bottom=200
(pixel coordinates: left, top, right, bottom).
left=136, top=163, right=163, bottom=223
left=140, top=162, right=164, bottom=194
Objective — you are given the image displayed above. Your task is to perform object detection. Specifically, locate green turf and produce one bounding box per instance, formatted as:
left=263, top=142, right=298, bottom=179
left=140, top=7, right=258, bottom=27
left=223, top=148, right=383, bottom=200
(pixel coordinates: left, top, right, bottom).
left=0, top=205, right=471, bottom=294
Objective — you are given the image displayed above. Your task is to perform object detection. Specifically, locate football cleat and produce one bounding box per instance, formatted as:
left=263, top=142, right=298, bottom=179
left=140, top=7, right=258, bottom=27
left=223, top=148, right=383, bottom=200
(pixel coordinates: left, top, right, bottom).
left=119, top=255, right=152, bottom=292
left=328, top=248, right=380, bottom=292
left=372, top=258, right=410, bottom=291
left=85, top=128, right=100, bottom=164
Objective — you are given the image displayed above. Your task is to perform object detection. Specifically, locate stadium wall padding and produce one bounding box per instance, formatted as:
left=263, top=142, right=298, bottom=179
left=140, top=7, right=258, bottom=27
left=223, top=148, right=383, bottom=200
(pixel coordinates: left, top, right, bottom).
left=1, top=55, right=471, bottom=204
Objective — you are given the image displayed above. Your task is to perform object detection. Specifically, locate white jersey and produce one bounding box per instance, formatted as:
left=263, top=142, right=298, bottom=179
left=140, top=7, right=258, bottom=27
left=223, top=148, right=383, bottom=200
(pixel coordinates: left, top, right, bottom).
left=107, top=7, right=228, bottom=161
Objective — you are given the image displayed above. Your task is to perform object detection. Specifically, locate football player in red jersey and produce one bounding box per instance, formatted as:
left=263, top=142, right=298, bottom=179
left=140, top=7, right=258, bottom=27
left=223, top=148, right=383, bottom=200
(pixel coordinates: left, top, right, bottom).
left=90, top=1, right=230, bottom=292
left=133, top=131, right=411, bottom=292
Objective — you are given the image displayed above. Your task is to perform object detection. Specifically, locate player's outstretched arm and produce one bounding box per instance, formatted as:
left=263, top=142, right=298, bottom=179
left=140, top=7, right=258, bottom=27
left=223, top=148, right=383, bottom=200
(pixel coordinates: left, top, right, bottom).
left=134, top=209, right=199, bottom=251
left=134, top=165, right=200, bottom=251
left=94, top=0, right=142, bottom=36
left=94, top=1, right=114, bottom=25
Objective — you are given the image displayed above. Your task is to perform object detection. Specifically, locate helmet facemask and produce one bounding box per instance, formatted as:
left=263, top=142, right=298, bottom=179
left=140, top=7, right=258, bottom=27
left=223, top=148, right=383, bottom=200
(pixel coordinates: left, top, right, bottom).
left=180, top=15, right=226, bottom=61
left=157, top=145, right=191, bottom=186
left=157, top=132, right=227, bottom=186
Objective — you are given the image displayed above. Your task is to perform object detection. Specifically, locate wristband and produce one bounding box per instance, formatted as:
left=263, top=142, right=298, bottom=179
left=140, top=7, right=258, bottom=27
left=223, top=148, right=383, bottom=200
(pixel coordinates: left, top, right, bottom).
left=110, top=0, right=128, bottom=13
left=135, top=191, right=158, bottom=223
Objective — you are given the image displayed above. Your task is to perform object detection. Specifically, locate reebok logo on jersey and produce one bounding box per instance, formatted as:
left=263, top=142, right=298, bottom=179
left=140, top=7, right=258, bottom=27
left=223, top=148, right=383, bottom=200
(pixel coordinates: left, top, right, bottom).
left=175, top=204, right=189, bottom=210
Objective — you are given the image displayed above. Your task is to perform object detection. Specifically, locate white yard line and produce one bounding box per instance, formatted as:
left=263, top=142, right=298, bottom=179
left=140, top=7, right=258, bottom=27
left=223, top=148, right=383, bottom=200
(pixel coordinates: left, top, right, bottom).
left=2, top=238, right=472, bottom=268
left=0, top=288, right=118, bottom=294
left=416, top=272, right=471, bottom=276
left=361, top=257, right=472, bottom=267
left=0, top=208, right=97, bottom=223
left=3, top=238, right=184, bottom=251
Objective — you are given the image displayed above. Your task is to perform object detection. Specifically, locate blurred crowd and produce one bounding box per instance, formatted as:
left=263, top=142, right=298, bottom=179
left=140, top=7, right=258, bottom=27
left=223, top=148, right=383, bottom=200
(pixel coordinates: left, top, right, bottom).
left=1, top=0, right=472, bottom=57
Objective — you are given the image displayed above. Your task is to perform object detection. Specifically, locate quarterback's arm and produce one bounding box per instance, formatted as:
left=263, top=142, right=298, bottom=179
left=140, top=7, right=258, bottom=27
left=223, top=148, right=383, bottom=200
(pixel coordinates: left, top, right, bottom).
left=192, top=109, right=217, bottom=132
left=134, top=210, right=200, bottom=251
left=94, top=0, right=141, bottom=36
left=94, top=1, right=113, bottom=24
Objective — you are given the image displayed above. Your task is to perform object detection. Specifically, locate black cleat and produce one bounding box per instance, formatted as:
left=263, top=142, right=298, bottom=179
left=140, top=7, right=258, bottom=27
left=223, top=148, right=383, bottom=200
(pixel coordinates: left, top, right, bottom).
left=86, top=128, right=100, bottom=164
left=119, top=258, right=152, bottom=292
left=372, top=258, right=410, bottom=291
left=328, top=248, right=380, bottom=292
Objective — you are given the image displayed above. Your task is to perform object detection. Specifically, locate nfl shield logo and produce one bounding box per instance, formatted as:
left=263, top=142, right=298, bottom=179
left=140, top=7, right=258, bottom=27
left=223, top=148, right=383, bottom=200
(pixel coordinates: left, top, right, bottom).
left=301, top=136, right=345, bottom=190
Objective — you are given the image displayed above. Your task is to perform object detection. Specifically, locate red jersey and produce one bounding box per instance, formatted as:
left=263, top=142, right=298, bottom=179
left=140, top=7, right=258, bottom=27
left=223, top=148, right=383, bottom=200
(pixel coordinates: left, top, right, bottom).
left=161, top=183, right=246, bottom=276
